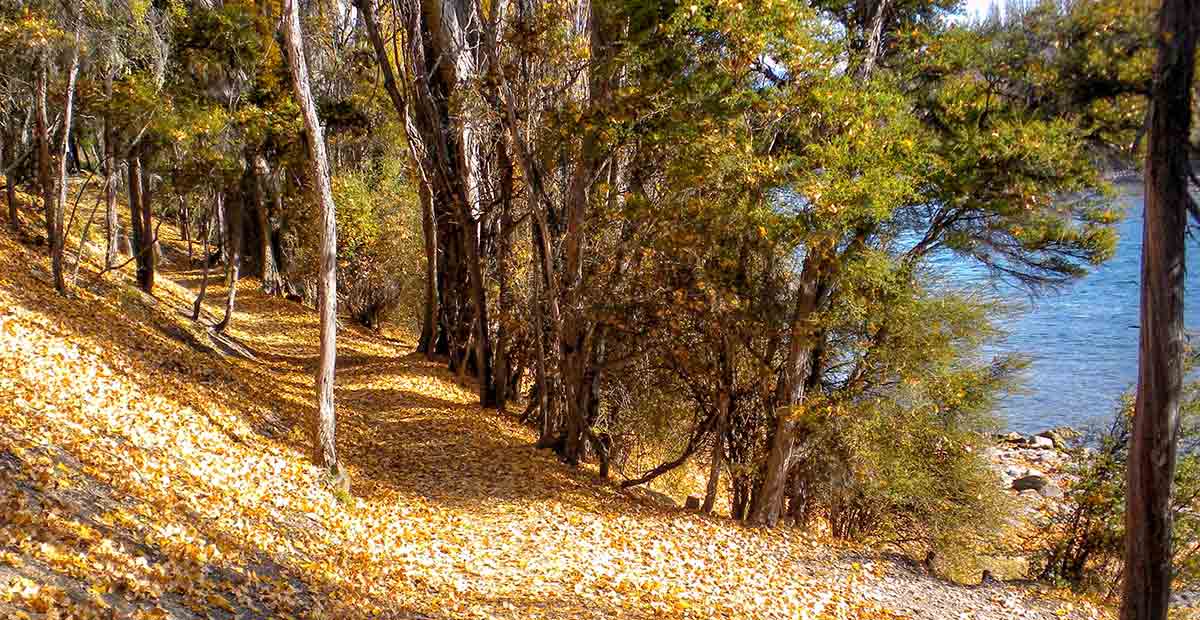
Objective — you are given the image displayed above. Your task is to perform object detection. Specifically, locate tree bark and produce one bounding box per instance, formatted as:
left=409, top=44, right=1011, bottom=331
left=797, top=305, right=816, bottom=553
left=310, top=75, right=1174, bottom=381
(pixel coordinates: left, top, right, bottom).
left=251, top=154, right=281, bottom=293
left=35, top=59, right=54, bottom=255
left=193, top=194, right=216, bottom=321
left=180, top=197, right=192, bottom=264
left=856, top=0, right=892, bottom=80
left=418, top=179, right=438, bottom=356
left=1120, top=1, right=1196, bottom=618
left=128, top=157, right=144, bottom=270
left=355, top=0, right=441, bottom=357
left=283, top=0, right=342, bottom=479
left=128, top=155, right=155, bottom=293
left=702, top=390, right=728, bottom=515
left=214, top=188, right=241, bottom=333
left=494, top=143, right=515, bottom=412
left=103, top=75, right=120, bottom=268
left=3, top=132, right=15, bottom=231
left=750, top=251, right=826, bottom=527
left=51, top=26, right=81, bottom=295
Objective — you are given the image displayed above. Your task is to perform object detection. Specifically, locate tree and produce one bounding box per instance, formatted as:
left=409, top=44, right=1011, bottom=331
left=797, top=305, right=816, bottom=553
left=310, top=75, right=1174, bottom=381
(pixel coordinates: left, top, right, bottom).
left=1120, top=0, right=1197, bottom=616
left=33, top=49, right=52, bottom=260
left=52, top=16, right=81, bottom=294
left=282, top=0, right=341, bottom=480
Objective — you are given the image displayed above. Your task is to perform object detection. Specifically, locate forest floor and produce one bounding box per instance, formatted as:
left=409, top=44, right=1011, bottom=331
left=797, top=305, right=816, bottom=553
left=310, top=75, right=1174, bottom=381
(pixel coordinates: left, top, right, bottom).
left=0, top=185, right=1109, bottom=619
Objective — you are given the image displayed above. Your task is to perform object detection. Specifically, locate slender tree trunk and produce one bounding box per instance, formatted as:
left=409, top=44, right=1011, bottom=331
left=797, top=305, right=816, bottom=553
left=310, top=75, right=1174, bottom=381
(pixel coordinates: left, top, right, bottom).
left=356, top=0, right=440, bottom=355
left=129, top=156, right=154, bottom=292
left=702, top=405, right=725, bottom=514
left=52, top=22, right=79, bottom=293
left=180, top=196, right=192, bottom=264
left=750, top=252, right=825, bottom=526
left=35, top=59, right=53, bottom=253
left=251, top=154, right=280, bottom=293
left=193, top=194, right=216, bottom=321
left=284, top=0, right=342, bottom=479
left=857, top=0, right=892, bottom=80
left=1120, top=1, right=1196, bottom=618
left=3, top=132, right=15, bottom=231
left=215, top=185, right=226, bottom=261
left=494, top=144, right=515, bottom=412
left=128, top=157, right=144, bottom=270
left=418, top=179, right=438, bottom=356
left=460, top=207, right=495, bottom=405
left=52, top=27, right=80, bottom=295
left=103, top=76, right=119, bottom=268
left=215, top=190, right=241, bottom=333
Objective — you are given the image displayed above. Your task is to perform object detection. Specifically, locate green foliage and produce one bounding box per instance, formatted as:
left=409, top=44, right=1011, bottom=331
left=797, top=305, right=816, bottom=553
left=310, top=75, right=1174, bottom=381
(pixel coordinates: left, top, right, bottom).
left=788, top=279, right=1014, bottom=561
left=1031, top=389, right=1200, bottom=596
left=311, top=122, right=423, bottom=330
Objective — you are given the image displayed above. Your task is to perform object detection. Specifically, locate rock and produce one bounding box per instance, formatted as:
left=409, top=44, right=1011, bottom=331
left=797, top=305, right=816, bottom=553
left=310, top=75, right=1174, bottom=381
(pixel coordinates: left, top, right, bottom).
left=685, top=496, right=701, bottom=510
left=630, top=487, right=677, bottom=508
left=1029, top=435, right=1055, bottom=450
left=1003, top=466, right=1024, bottom=479
left=1038, top=483, right=1063, bottom=498
left=997, top=432, right=1026, bottom=445
left=1037, top=426, right=1081, bottom=450
left=1012, top=475, right=1050, bottom=492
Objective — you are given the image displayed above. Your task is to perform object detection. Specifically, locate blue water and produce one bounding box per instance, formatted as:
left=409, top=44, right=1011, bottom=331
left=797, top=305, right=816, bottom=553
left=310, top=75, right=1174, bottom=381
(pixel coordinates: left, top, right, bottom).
left=986, top=183, right=1200, bottom=433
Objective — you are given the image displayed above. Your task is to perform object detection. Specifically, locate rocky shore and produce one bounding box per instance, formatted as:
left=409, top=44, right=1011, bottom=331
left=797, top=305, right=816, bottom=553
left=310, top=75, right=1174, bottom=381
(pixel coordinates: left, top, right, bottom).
left=987, top=427, right=1082, bottom=506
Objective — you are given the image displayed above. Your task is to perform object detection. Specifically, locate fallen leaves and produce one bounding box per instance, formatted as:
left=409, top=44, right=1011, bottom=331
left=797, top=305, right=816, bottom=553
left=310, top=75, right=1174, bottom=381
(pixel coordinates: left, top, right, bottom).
left=0, top=211, right=1098, bottom=620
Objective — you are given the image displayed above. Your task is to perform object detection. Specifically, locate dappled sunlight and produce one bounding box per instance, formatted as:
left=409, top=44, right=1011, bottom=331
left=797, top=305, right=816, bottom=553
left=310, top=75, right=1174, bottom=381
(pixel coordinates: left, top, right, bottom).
left=0, top=198, right=915, bottom=619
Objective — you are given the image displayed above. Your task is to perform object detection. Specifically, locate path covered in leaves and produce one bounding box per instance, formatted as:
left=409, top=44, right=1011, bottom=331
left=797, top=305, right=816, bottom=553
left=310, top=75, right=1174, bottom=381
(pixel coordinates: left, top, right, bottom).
left=0, top=203, right=1103, bottom=619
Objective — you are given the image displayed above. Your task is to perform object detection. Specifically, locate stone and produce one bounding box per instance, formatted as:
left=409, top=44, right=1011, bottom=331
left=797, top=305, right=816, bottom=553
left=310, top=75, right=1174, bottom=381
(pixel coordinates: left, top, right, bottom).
left=1029, top=435, right=1055, bottom=450
left=632, top=488, right=677, bottom=508
left=685, top=496, right=701, bottom=510
left=997, top=432, right=1026, bottom=445
left=1038, top=483, right=1063, bottom=498
left=1012, top=475, right=1050, bottom=492
left=1037, top=426, right=1081, bottom=450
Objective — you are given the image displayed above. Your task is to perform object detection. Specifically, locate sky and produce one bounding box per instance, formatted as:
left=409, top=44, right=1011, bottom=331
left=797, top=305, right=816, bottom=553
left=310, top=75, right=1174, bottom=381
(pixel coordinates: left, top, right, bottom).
left=960, top=0, right=999, bottom=21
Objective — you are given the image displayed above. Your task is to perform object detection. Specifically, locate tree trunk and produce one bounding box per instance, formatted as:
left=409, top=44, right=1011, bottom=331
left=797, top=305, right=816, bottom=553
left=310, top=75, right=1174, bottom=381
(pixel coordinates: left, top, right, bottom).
left=856, top=0, right=892, bottom=80
left=251, top=154, right=281, bottom=293
left=103, top=76, right=119, bottom=268
left=35, top=59, right=54, bottom=254
left=214, top=189, right=241, bottom=333
left=3, top=132, right=15, bottom=231
left=193, top=194, right=216, bottom=321
left=57, top=23, right=84, bottom=292
left=284, top=0, right=342, bottom=479
left=418, top=179, right=438, bottom=356
left=1120, top=1, right=1196, bottom=618
left=356, top=0, right=440, bottom=357
left=702, top=402, right=727, bottom=516
left=180, top=197, right=192, bottom=264
left=460, top=206, right=495, bottom=405
left=750, top=251, right=826, bottom=527
left=215, top=185, right=226, bottom=261
left=128, top=157, right=144, bottom=270
left=128, top=156, right=154, bottom=292
left=494, top=143, right=515, bottom=412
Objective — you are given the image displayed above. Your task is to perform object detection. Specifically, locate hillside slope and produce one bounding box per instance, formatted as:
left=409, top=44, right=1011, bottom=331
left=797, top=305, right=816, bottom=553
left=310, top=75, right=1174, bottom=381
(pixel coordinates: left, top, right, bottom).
left=0, top=196, right=1101, bottom=619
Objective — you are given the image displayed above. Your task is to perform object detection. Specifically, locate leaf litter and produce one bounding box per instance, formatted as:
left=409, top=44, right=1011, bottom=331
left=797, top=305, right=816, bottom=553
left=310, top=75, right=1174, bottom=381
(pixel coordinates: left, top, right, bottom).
left=0, top=198, right=1103, bottom=620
